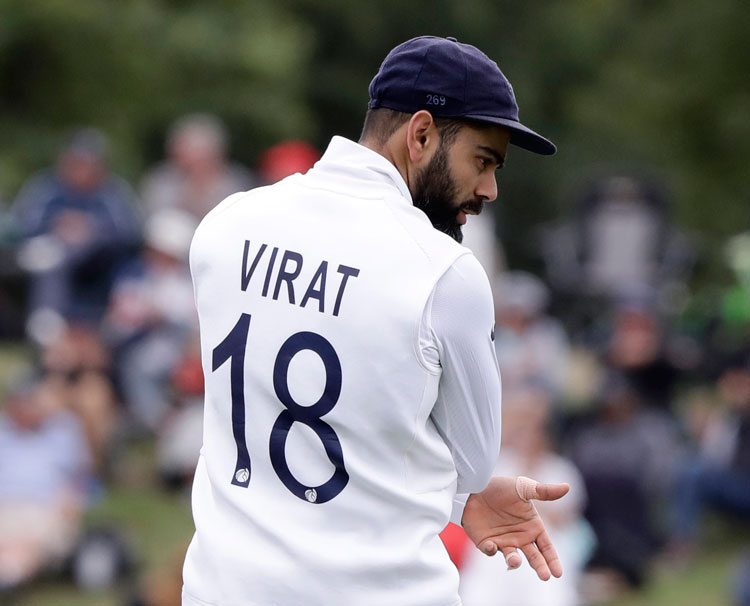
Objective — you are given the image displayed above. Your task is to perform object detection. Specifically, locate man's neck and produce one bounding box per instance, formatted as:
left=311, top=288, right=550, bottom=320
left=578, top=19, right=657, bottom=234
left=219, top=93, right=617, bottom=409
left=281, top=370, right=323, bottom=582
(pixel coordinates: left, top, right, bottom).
left=359, top=137, right=411, bottom=194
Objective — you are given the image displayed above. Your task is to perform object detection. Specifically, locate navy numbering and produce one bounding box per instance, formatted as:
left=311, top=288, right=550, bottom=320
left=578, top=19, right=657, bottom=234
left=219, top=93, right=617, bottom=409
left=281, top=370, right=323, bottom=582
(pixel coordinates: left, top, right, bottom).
left=212, top=313, right=349, bottom=503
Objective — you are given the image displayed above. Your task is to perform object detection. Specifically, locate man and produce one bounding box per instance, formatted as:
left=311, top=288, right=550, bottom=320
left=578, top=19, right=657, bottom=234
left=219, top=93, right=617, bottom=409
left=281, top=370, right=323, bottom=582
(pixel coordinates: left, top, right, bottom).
left=0, top=371, right=91, bottom=589
left=183, top=36, right=568, bottom=606
left=12, top=129, right=141, bottom=341
left=140, top=113, right=257, bottom=221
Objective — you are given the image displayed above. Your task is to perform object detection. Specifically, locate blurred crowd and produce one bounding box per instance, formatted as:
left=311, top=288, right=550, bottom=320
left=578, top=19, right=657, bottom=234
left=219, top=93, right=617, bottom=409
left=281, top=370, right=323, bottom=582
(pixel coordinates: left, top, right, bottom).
left=0, top=116, right=321, bottom=604
left=454, top=178, right=750, bottom=605
left=0, top=117, right=749, bottom=605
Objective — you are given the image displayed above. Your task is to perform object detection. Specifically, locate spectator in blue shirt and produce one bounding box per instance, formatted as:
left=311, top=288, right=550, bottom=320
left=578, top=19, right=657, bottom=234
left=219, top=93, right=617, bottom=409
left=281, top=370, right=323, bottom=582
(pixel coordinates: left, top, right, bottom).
left=0, top=370, right=91, bottom=589
left=11, top=129, right=141, bottom=342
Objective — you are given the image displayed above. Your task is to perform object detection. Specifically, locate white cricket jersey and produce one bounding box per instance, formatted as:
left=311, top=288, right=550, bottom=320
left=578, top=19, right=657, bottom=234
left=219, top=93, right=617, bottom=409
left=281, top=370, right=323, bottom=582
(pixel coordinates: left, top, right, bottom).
left=183, top=136, right=502, bottom=606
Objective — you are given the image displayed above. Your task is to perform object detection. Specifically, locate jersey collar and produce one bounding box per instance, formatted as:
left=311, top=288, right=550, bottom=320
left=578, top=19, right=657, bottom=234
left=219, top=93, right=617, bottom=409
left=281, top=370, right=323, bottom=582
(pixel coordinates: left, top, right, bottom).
left=316, top=136, right=414, bottom=204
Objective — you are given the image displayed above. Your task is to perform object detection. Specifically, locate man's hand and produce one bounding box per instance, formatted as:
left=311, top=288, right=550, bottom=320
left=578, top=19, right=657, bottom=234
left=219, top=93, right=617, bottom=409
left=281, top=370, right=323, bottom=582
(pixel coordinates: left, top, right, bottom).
left=462, top=476, right=570, bottom=581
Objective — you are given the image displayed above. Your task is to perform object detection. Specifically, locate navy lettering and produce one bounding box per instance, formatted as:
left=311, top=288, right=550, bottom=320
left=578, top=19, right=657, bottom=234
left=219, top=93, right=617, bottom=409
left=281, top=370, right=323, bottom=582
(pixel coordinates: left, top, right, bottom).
left=273, top=250, right=304, bottom=304
left=333, top=265, right=360, bottom=317
left=262, top=247, right=279, bottom=297
left=239, top=240, right=360, bottom=318
left=300, top=261, right=328, bottom=313
left=241, top=240, right=267, bottom=291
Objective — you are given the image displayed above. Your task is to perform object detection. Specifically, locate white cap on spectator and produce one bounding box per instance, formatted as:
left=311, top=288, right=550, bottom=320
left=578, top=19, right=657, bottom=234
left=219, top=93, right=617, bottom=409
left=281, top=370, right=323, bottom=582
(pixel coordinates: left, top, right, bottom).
left=494, top=271, right=549, bottom=316
left=144, top=209, right=198, bottom=260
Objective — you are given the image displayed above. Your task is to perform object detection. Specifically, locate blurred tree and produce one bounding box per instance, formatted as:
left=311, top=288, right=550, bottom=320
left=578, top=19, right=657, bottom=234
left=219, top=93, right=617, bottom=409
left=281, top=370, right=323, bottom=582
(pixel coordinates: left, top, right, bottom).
left=557, top=0, right=750, bottom=266
left=0, top=0, right=747, bottom=284
left=0, top=0, right=314, bottom=191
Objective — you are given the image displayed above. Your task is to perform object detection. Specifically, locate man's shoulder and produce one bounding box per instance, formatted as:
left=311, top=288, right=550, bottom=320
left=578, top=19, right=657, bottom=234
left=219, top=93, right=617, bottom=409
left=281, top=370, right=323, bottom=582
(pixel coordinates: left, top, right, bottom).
left=387, top=204, right=471, bottom=263
left=197, top=187, right=265, bottom=225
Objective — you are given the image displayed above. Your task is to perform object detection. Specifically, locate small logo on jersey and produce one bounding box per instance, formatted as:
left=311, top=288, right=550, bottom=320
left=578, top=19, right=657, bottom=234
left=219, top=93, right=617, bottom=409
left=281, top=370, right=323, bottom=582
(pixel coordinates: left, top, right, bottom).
left=235, top=468, right=250, bottom=483
left=490, top=325, right=495, bottom=342
left=305, top=488, right=318, bottom=503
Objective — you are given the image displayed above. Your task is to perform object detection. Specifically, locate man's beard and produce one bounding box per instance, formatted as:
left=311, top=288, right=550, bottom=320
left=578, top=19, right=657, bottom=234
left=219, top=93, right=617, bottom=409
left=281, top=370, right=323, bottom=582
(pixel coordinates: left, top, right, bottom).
left=411, top=143, right=482, bottom=243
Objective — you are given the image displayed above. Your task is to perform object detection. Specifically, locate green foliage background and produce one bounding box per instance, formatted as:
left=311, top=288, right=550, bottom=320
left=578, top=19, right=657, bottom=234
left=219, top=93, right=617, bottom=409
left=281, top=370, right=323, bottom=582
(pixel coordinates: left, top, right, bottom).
left=1, top=0, right=748, bottom=276
left=1, top=5, right=748, bottom=603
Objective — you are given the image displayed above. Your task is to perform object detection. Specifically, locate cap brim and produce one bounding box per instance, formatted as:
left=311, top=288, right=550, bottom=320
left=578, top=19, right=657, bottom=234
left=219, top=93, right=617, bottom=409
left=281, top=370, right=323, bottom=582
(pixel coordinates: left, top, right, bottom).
left=463, top=114, right=556, bottom=155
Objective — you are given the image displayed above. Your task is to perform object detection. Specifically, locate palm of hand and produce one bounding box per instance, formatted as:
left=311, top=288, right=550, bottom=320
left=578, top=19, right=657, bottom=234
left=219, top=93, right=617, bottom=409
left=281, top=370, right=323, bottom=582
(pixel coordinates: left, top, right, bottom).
left=461, top=476, right=568, bottom=580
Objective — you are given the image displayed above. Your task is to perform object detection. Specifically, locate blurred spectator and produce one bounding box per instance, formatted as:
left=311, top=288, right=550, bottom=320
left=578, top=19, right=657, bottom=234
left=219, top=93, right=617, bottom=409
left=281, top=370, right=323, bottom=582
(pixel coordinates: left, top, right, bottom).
left=39, top=324, right=119, bottom=472
left=461, top=207, right=506, bottom=279
left=540, top=174, right=694, bottom=329
left=459, top=387, right=591, bottom=606
left=722, top=232, right=750, bottom=330
left=156, top=338, right=204, bottom=491
left=68, top=527, right=134, bottom=592
left=708, top=231, right=750, bottom=362
left=132, top=543, right=190, bottom=606
left=668, top=351, right=750, bottom=560
left=493, top=271, right=571, bottom=400
left=140, top=113, right=255, bottom=220
left=0, top=371, right=91, bottom=590
left=104, top=209, right=198, bottom=434
left=602, top=294, right=686, bottom=414
left=11, top=128, right=141, bottom=342
left=567, top=370, right=683, bottom=590
left=257, top=139, right=321, bottom=185
left=0, top=209, right=27, bottom=340
left=734, top=549, right=750, bottom=606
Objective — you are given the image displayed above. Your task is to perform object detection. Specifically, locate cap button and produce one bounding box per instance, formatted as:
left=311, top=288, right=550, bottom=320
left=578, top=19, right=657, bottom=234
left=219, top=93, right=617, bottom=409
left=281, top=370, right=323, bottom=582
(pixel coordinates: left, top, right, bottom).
left=446, top=36, right=458, bottom=42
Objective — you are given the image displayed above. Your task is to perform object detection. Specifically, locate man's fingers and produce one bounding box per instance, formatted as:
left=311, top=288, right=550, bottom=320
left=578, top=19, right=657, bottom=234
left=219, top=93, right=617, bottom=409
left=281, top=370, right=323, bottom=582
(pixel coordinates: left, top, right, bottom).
left=480, top=539, right=498, bottom=556
left=484, top=530, right=563, bottom=578
left=536, top=530, right=564, bottom=578
left=520, top=543, right=551, bottom=581
left=516, top=476, right=570, bottom=502
left=500, top=546, right=522, bottom=570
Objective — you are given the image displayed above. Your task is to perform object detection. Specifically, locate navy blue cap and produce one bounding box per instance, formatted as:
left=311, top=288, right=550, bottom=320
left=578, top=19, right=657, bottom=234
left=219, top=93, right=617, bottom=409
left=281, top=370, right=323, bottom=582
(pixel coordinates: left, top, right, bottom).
left=368, top=36, right=556, bottom=155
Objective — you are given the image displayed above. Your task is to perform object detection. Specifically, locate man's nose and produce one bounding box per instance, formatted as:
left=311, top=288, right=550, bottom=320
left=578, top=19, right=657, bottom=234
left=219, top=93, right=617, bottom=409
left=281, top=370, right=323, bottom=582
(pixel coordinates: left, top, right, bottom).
left=476, top=173, right=498, bottom=202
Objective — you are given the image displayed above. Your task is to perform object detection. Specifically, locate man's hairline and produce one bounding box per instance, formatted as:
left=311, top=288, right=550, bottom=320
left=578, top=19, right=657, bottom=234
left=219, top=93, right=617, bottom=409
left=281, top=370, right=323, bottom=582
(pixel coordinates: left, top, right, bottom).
left=421, top=113, right=509, bottom=167
left=360, top=107, right=503, bottom=150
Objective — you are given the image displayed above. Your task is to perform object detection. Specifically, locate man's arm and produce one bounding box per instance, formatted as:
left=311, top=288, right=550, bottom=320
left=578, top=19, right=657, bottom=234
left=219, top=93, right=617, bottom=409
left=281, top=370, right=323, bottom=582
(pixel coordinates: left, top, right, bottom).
left=422, top=253, right=502, bottom=496
left=423, top=255, right=569, bottom=579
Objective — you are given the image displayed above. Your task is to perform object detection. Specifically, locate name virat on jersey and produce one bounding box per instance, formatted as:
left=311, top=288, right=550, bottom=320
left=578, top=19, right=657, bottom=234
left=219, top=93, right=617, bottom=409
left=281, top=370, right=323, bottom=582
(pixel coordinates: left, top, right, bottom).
left=241, top=240, right=360, bottom=317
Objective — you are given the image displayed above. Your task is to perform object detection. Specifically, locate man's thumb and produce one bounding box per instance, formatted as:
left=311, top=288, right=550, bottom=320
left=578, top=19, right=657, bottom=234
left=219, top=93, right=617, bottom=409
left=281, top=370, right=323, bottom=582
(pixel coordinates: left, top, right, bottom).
left=516, top=476, right=570, bottom=502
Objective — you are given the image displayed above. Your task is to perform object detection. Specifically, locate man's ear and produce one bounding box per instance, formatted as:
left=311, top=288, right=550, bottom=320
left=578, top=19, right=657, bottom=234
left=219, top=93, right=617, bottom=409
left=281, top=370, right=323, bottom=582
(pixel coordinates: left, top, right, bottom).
left=406, top=110, right=438, bottom=165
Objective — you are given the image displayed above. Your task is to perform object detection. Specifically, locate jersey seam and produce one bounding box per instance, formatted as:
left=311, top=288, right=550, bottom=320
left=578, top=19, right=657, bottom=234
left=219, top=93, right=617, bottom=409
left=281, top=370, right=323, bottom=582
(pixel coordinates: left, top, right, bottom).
left=182, top=588, right=216, bottom=606
left=376, top=194, right=442, bottom=374
left=418, top=284, right=442, bottom=376
left=412, top=251, right=472, bottom=374
left=402, top=375, right=430, bottom=490
left=372, top=193, right=472, bottom=374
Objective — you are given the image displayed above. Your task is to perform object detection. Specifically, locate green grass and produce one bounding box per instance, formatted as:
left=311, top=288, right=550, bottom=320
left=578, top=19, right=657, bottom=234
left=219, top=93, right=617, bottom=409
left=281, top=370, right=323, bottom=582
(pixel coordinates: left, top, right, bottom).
left=15, top=482, right=749, bottom=606
left=0, top=342, right=32, bottom=385
left=3, top=344, right=749, bottom=606
left=610, top=557, right=733, bottom=606
left=13, top=582, right=126, bottom=606
left=12, top=440, right=195, bottom=606
left=609, top=518, right=750, bottom=606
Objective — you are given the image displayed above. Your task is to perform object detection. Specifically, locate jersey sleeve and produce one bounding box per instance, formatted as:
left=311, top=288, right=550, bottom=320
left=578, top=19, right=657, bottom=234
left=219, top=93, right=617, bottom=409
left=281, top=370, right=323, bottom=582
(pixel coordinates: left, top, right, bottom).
left=422, top=253, right=502, bottom=502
